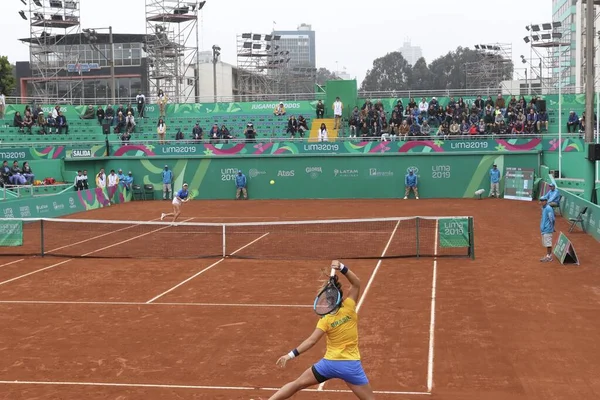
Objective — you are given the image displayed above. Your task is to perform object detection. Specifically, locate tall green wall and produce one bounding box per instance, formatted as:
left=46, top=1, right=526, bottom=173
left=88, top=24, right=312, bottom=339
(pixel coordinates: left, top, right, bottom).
left=67, top=153, right=539, bottom=200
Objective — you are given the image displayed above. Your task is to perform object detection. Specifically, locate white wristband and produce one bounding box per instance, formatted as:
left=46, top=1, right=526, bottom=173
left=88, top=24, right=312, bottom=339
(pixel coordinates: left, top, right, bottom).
left=287, top=351, right=296, bottom=359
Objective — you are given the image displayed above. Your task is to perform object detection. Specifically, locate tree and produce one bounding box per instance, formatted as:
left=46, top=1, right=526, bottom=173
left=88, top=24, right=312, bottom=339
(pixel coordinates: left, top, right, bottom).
left=360, top=52, right=412, bottom=91
left=410, top=57, right=434, bottom=91
left=0, top=56, right=15, bottom=96
left=316, top=67, right=339, bottom=86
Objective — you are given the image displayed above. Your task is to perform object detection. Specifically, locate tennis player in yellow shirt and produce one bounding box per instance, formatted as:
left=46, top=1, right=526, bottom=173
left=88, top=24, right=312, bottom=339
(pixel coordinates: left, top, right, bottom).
left=269, top=260, right=374, bottom=400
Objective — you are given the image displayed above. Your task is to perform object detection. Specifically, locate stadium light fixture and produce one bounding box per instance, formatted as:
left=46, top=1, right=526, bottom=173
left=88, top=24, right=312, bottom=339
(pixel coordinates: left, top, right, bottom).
left=541, top=33, right=552, bottom=40
left=542, top=23, right=552, bottom=30
left=531, top=25, right=541, bottom=32
left=523, top=36, right=530, bottom=43
left=553, top=21, right=562, bottom=28
left=33, top=0, right=43, bottom=6
left=18, top=10, right=27, bottom=20
left=212, top=45, right=221, bottom=102
left=20, top=0, right=26, bottom=5
left=198, top=1, right=206, bottom=10
left=532, top=34, right=540, bottom=41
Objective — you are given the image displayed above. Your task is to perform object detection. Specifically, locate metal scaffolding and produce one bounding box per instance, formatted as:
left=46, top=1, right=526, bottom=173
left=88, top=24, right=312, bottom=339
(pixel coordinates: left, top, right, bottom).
left=522, top=22, right=570, bottom=94
left=466, top=43, right=513, bottom=90
left=23, top=0, right=81, bottom=101
left=145, top=0, right=200, bottom=102
left=236, top=33, right=286, bottom=97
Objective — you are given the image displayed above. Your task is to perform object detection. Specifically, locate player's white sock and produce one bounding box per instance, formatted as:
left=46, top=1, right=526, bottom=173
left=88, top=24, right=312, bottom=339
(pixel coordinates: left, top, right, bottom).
left=160, top=213, right=165, bottom=221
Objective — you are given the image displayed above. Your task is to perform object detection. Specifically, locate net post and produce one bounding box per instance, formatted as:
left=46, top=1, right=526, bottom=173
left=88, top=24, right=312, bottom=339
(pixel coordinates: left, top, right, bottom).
left=415, top=217, right=420, bottom=258
left=40, top=219, right=45, bottom=257
left=222, top=224, right=226, bottom=258
left=469, top=217, right=475, bottom=260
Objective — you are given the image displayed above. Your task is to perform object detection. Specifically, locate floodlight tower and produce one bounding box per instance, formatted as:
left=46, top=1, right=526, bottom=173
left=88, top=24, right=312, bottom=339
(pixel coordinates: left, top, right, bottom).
left=145, top=0, right=202, bottom=102
left=20, top=0, right=81, bottom=102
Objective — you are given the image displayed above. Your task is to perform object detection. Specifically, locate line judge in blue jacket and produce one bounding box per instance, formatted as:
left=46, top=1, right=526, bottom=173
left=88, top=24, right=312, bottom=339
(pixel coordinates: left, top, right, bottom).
left=539, top=197, right=556, bottom=262
left=489, top=164, right=501, bottom=198
left=235, top=170, right=248, bottom=200
left=404, top=169, right=419, bottom=200
left=540, top=183, right=560, bottom=207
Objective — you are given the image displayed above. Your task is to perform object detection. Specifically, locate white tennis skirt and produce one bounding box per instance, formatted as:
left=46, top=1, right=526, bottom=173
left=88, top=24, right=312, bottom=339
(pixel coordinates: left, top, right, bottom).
left=172, top=197, right=182, bottom=206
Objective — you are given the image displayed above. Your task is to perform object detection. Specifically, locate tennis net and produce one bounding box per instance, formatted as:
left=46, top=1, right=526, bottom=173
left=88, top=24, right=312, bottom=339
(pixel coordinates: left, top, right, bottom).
left=0, top=216, right=475, bottom=260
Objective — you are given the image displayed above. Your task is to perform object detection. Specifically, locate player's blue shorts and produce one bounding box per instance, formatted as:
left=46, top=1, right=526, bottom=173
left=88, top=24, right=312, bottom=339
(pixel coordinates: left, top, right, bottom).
left=312, top=359, right=369, bottom=386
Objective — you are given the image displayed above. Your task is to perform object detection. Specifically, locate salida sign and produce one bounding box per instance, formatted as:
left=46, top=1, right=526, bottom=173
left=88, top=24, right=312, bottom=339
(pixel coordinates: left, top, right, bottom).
left=69, top=149, right=93, bottom=159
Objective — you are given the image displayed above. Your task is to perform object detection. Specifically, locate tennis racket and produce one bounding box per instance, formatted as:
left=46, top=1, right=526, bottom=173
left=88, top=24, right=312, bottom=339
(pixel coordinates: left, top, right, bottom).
left=313, top=267, right=342, bottom=316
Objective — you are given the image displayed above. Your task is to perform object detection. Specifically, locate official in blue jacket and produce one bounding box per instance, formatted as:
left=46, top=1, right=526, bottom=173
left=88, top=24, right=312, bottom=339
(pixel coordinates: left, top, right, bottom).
left=489, top=164, right=501, bottom=198
left=404, top=169, right=419, bottom=200
left=235, top=170, right=248, bottom=200
left=539, top=197, right=556, bottom=262
left=540, top=183, right=560, bottom=207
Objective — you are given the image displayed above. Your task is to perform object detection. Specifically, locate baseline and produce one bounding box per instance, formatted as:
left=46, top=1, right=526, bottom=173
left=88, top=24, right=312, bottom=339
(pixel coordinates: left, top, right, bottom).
left=0, top=380, right=431, bottom=396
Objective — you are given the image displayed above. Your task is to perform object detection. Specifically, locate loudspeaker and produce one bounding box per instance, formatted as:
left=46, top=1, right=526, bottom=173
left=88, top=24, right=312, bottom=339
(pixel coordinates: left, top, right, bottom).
left=102, top=123, right=110, bottom=135
left=537, top=99, right=547, bottom=112
left=588, top=143, right=600, bottom=161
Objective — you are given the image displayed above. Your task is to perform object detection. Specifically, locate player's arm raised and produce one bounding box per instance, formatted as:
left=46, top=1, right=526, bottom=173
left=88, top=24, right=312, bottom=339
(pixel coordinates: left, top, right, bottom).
left=332, top=260, right=360, bottom=302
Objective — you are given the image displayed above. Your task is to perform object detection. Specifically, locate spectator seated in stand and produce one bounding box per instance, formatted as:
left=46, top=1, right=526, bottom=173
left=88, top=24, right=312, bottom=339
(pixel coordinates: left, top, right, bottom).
left=220, top=125, right=233, bottom=141
left=297, top=115, right=308, bottom=138
left=192, top=123, right=203, bottom=141
left=567, top=111, right=579, bottom=133
left=81, top=105, right=95, bottom=120
left=36, top=111, right=47, bottom=135
left=46, top=113, right=57, bottom=134
left=316, top=100, right=325, bottom=119
left=244, top=122, right=256, bottom=142
left=274, top=102, right=286, bottom=116
left=0, top=161, right=10, bottom=187
left=56, top=111, right=69, bottom=135
left=9, top=161, right=26, bottom=185
left=96, top=106, right=105, bottom=124
left=105, top=105, right=115, bottom=125
left=13, top=112, right=25, bottom=132
left=175, top=128, right=185, bottom=140
left=125, top=112, right=136, bottom=134
left=114, top=112, right=126, bottom=135
left=208, top=124, right=220, bottom=142
left=287, top=115, right=298, bottom=138
left=22, top=162, right=34, bottom=184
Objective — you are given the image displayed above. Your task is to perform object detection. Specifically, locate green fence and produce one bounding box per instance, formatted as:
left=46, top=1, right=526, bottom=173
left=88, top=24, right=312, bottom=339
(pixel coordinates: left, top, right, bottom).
left=67, top=153, right=539, bottom=200
left=0, top=186, right=131, bottom=219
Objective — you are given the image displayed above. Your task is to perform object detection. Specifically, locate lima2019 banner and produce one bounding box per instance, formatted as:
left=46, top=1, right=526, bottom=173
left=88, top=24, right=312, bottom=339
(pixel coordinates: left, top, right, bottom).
left=53, top=137, right=584, bottom=160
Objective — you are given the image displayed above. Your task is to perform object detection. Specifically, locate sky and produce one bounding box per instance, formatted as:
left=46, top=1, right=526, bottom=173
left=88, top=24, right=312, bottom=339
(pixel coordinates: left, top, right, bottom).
left=4, top=0, right=551, bottom=86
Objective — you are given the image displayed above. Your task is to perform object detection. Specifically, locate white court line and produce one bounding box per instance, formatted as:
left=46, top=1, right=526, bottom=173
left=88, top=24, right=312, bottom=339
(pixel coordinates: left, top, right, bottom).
left=0, top=218, right=194, bottom=288
left=427, top=220, right=439, bottom=393
left=0, top=380, right=431, bottom=395
left=146, top=232, right=270, bottom=304
left=0, top=259, right=25, bottom=269
left=0, top=300, right=311, bottom=308
left=318, top=219, right=402, bottom=391
left=0, top=217, right=162, bottom=269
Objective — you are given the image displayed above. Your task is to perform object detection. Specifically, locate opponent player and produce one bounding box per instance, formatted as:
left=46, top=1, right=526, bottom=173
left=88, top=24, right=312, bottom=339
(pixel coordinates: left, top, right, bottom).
left=269, top=260, right=375, bottom=400
left=160, top=183, right=190, bottom=223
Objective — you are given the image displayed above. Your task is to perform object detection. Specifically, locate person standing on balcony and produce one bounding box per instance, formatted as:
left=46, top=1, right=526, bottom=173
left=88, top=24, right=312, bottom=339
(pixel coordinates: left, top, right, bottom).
left=136, top=91, right=146, bottom=118
left=333, top=97, right=343, bottom=130
left=157, top=118, right=167, bottom=144
left=158, top=89, right=167, bottom=118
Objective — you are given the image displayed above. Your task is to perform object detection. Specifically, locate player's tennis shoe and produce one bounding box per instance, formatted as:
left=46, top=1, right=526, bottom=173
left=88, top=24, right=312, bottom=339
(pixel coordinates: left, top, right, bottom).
left=160, top=213, right=165, bottom=221
left=403, top=196, right=408, bottom=200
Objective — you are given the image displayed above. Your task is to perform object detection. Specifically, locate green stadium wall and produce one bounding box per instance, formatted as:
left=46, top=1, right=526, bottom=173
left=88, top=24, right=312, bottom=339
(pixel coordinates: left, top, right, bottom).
left=0, top=186, right=131, bottom=219
left=66, top=153, right=539, bottom=200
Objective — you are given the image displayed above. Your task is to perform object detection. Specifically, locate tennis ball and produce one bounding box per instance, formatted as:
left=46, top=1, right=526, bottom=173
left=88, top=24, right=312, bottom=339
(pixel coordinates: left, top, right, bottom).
left=270, top=180, right=275, bottom=185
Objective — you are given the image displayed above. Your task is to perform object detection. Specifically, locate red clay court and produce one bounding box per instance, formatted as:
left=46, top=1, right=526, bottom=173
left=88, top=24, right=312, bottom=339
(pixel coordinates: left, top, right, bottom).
left=0, top=199, right=599, bottom=400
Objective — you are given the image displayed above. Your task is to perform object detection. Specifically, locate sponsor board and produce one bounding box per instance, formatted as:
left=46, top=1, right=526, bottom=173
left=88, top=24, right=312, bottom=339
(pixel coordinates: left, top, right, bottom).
left=53, top=201, right=65, bottom=211
left=305, top=167, right=322, bottom=179
left=369, top=168, right=394, bottom=177
left=277, top=170, right=295, bottom=177
left=248, top=168, right=267, bottom=179
left=431, top=165, right=451, bottom=179
left=19, top=206, right=31, bottom=218
left=68, top=197, right=77, bottom=209
left=334, top=169, right=359, bottom=178
left=36, top=204, right=50, bottom=214
left=407, top=166, right=419, bottom=175
left=3, top=208, right=14, bottom=218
